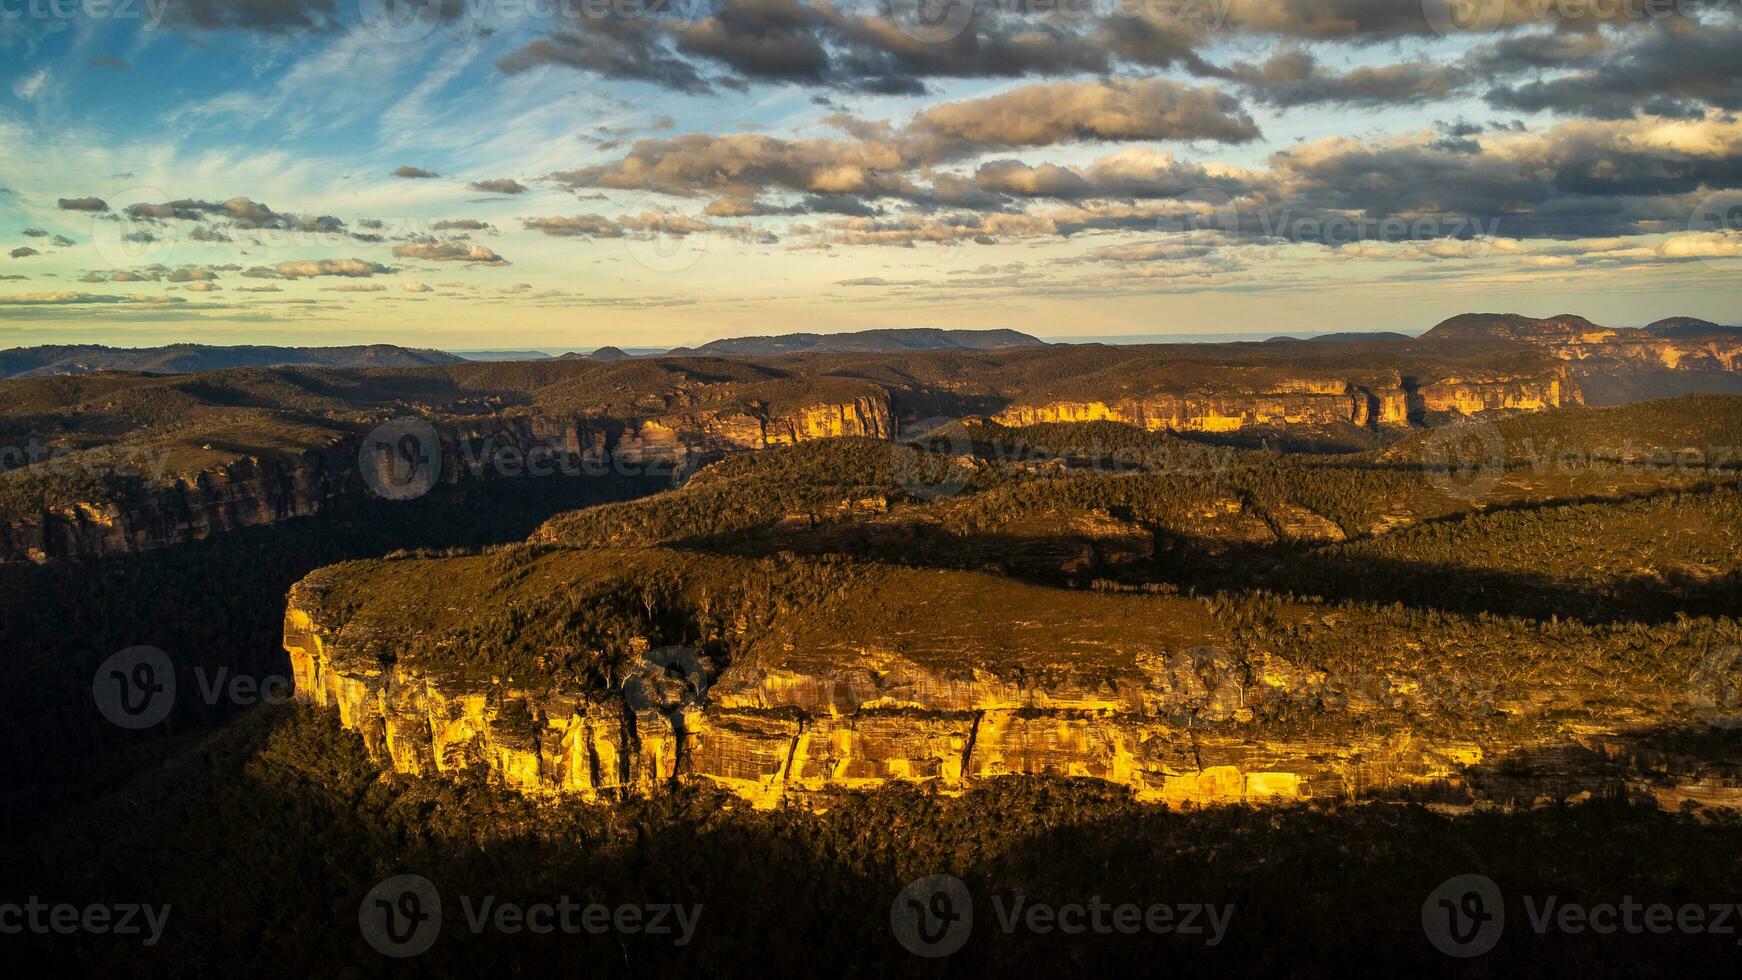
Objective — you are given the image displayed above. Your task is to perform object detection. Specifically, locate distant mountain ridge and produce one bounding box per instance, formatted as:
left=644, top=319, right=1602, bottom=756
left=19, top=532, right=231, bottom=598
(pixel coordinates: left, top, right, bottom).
left=668, top=328, right=1046, bottom=357
left=1417, top=312, right=1740, bottom=346
left=0, top=343, right=461, bottom=379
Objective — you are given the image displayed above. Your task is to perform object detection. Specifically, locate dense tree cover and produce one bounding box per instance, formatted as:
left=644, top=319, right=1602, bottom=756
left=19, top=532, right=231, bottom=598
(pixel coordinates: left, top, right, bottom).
left=0, top=473, right=662, bottom=837
left=8, top=705, right=1742, bottom=978
left=9, top=394, right=1742, bottom=975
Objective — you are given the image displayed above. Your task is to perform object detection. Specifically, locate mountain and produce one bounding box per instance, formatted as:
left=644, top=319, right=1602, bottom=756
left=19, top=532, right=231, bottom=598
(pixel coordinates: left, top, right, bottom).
left=1415, top=312, right=1615, bottom=348
left=669, top=327, right=1045, bottom=357
left=0, top=343, right=462, bottom=379
left=452, top=349, right=558, bottom=361
left=1642, top=317, right=1740, bottom=338
left=559, top=346, right=631, bottom=362
left=1265, top=331, right=1412, bottom=343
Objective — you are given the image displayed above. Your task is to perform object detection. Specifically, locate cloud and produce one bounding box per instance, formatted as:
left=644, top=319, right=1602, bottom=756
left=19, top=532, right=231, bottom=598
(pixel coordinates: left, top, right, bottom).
left=402, top=281, right=435, bottom=293
left=183, top=281, right=222, bottom=292
left=12, top=69, right=51, bottom=102
left=58, top=197, right=109, bottom=212
left=156, top=0, right=348, bottom=34
left=431, top=219, right=491, bottom=231
left=10, top=247, right=39, bottom=259
left=392, top=241, right=510, bottom=264
left=394, top=166, right=441, bottom=179
left=322, top=283, right=388, bottom=292
left=554, top=78, right=1256, bottom=205
left=1482, top=19, right=1742, bottom=119
left=467, top=178, right=529, bottom=194
left=904, top=78, right=1260, bottom=158
left=523, top=214, right=626, bottom=238
left=122, top=196, right=345, bottom=233
left=0, top=291, right=184, bottom=305
left=1223, top=49, right=1474, bottom=108
left=274, top=258, right=393, bottom=278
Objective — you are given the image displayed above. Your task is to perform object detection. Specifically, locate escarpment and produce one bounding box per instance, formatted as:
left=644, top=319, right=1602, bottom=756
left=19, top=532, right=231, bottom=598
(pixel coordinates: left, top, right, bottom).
left=993, top=375, right=1413, bottom=433
left=285, top=546, right=1742, bottom=810
left=0, top=391, right=897, bottom=562
left=12, top=313, right=1736, bottom=562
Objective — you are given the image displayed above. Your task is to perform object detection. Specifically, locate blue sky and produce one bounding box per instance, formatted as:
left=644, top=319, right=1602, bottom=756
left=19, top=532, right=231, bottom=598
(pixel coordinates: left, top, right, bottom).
left=1, top=1, right=1739, bottom=350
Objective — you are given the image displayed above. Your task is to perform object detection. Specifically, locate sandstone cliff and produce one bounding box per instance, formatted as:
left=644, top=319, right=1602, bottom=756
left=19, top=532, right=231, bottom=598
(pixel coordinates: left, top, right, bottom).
left=994, top=376, right=1412, bottom=433
left=0, top=393, right=897, bottom=562
left=284, top=549, right=1741, bottom=811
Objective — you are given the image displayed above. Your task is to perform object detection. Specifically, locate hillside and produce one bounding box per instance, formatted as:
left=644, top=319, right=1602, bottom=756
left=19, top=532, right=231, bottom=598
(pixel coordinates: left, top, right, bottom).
left=0, top=343, right=461, bottom=378
left=671, top=328, right=1046, bottom=357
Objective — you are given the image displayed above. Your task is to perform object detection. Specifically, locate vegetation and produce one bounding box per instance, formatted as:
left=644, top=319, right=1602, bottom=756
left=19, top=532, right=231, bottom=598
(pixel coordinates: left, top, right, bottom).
left=8, top=705, right=1742, bottom=977
left=7, top=366, right=1742, bottom=974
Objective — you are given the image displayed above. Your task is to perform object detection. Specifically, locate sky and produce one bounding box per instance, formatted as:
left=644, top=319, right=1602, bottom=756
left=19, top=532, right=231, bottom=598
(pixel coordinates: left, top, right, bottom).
left=0, top=0, right=1739, bottom=351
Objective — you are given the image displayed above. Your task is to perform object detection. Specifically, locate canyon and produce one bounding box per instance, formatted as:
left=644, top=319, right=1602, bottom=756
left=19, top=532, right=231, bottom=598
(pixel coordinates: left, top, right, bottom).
left=2, top=314, right=1737, bottom=562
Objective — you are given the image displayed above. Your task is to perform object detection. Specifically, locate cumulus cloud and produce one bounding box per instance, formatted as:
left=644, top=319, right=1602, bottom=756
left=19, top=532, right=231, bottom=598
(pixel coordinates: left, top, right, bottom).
left=1223, top=48, right=1474, bottom=108
left=553, top=77, right=1255, bottom=208
left=274, top=258, right=393, bottom=278
left=392, top=241, right=509, bottom=264
left=0, top=291, right=184, bottom=305
left=467, top=178, right=529, bottom=194
left=120, top=197, right=345, bottom=234
left=10, top=247, right=40, bottom=258
left=1482, top=19, right=1742, bottom=119
left=402, top=281, right=435, bottom=293
left=58, top=197, right=109, bottom=212
left=523, top=214, right=626, bottom=238
left=394, top=166, right=441, bottom=179
left=904, top=79, right=1260, bottom=158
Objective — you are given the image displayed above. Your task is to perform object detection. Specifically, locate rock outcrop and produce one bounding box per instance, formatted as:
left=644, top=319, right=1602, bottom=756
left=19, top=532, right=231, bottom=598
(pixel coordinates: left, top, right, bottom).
left=285, top=549, right=1741, bottom=811
left=0, top=393, right=897, bottom=562
left=994, top=376, right=1412, bottom=433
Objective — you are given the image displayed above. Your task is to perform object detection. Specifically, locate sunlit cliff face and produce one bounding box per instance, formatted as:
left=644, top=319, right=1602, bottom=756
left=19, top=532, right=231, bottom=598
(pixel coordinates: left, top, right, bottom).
left=2, top=2, right=1741, bottom=347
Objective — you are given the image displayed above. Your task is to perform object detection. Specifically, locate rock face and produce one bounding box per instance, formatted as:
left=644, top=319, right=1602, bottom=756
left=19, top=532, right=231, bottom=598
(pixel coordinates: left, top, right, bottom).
left=1417, top=313, right=1742, bottom=405
left=995, top=368, right=1578, bottom=432
left=1413, top=374, right=1572, bottom=416
left=994, top=376, right=1412, bottom=433
left=284, top=551, right=1738, bottom=811
left=0, top=445, right=356, bottom=562
left=0, top=394, right=897, bottom=562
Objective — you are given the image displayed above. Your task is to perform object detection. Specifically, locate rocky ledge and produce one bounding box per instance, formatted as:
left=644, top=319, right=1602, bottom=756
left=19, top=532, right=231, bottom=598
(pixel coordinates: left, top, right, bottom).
left=284, top=547, right=1742, bottom=810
